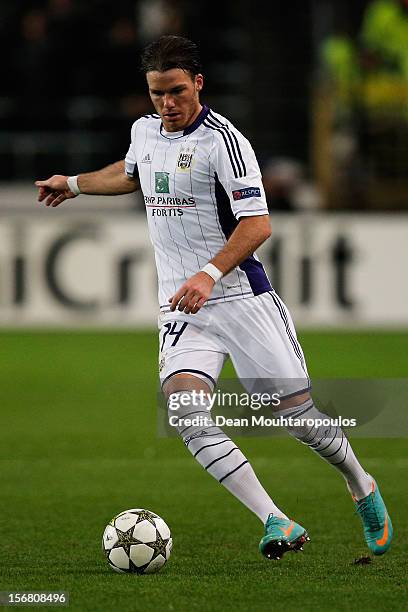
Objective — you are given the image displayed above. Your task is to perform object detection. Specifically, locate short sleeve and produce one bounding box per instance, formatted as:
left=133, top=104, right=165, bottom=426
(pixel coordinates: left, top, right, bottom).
left=210, top=121, right=268, bottom=219
left=125, top=120, right=140, bottom=179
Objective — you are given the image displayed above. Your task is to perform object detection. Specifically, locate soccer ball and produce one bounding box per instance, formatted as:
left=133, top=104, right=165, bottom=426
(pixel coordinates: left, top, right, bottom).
left=102, top=508, right=172, bottom=574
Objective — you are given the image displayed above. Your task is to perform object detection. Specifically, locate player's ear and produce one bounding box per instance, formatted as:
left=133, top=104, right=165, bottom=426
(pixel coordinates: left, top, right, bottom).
left=195, top=74, right=203, bottom=92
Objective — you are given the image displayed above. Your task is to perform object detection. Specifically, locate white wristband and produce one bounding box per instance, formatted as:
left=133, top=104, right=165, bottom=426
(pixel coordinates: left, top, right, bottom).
left=67, top=175, right=81, bottom=196
left=201, top=263, right=223, bottom=283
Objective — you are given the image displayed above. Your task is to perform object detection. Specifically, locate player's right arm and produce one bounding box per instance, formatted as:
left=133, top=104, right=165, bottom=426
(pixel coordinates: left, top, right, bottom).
left=35, top=159, right=140, bottom=207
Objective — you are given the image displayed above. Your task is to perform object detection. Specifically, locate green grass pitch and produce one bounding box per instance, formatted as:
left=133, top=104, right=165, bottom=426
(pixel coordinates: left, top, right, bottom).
left=1, top=330, right=407, bottom=611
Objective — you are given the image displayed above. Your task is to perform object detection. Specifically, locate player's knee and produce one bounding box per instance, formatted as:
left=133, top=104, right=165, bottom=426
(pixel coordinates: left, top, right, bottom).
left=163, top=372, right=212, bottom=399
left=164, top=375, right=213, bottom=438
left=273, top=390, right=312, bottom=412
left=166, top=388, right=214, bottom=442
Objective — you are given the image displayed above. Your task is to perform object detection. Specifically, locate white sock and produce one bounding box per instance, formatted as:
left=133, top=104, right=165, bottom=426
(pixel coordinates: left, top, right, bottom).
left=278, top=399, right=372, bottom=500
left=218, top=461, right=287, bottom=523
left=169, top=392, right=287, bottom=522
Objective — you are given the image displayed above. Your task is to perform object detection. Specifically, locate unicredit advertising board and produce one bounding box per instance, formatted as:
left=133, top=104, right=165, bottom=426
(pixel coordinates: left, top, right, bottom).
left=0, top=209, right=406, bottom=328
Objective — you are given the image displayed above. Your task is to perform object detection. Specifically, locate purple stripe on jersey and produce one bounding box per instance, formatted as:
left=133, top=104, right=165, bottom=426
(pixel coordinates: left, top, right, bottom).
left=183, top=105, right=210, bottom=135
left=214, top=173, right=239, bottom=237
left=239, top=256, right=272, bottom=296
left=213, top=173, right=272, bottom=296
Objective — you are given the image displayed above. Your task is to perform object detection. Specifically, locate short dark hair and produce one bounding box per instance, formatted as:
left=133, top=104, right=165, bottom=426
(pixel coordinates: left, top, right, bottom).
left=140, top=35, right=202, bottom=77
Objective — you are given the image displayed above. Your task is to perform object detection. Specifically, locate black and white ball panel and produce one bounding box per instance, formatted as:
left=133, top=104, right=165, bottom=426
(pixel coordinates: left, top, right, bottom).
left=102, top=508, right=172, bottom=575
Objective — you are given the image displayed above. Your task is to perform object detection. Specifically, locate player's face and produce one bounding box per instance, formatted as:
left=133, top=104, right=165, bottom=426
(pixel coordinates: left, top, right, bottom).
left=146, top=68, right=203, bottom=132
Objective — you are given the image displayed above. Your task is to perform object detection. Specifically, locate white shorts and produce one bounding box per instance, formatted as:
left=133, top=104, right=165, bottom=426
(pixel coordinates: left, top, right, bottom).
left=158, top=291, right=310, bottom=399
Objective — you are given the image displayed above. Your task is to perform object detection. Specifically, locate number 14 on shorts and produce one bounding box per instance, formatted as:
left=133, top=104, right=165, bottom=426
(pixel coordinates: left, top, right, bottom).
left=160, top=321, right=188, bottom=352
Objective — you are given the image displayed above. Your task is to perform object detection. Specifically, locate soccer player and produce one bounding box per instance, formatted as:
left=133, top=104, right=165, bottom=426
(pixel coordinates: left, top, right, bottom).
left=35, top=35, right=392, bottom=560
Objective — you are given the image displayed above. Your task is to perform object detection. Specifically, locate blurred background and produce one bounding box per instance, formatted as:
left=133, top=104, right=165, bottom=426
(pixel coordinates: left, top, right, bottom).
left=1, top=0, right=408, bottom=327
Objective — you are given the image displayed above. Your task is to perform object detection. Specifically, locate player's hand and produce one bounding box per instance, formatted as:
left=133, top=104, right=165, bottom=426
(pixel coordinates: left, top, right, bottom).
left=169, top=272, right=215, bottom=314
left=35, top=175, right=77, bottom=207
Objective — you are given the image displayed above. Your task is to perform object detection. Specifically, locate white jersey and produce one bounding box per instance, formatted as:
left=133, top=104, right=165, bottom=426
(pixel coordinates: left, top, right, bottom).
left=125, top=105, right=272, bottom=311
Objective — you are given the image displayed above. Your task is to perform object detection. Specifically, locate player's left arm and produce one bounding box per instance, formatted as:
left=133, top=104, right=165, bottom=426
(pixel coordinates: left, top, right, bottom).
left=168, top=214, right=271, bottom=314
left=211, top=213, right=271, bottom=274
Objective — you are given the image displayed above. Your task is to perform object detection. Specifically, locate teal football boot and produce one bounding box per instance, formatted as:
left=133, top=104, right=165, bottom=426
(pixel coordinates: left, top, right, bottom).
left=354, top=479, right=393, bottom=555
left=259, top=515, right=310, bottom=560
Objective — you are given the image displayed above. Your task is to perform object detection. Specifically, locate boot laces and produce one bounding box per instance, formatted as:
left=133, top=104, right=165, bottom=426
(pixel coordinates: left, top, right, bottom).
left=356, top=495, right=381, bottom=530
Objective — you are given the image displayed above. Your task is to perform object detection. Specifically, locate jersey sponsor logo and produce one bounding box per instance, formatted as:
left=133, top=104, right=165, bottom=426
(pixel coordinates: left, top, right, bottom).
left=141, top=153, right=152, bottom=164
left=232, top=187, right=261, bottom=200
left=155, top=172, right=170, bottom=193
left=176, top=145, right=196, bottom=171
left=144, top=195, right=196, bottom=207
left=152, top=208, right=184, bottom=217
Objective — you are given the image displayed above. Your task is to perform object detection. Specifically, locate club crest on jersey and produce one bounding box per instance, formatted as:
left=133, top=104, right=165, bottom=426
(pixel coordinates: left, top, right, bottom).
left=176, top=145, right=196, bottom=171
left=155, top=172, right=170, bottom=193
